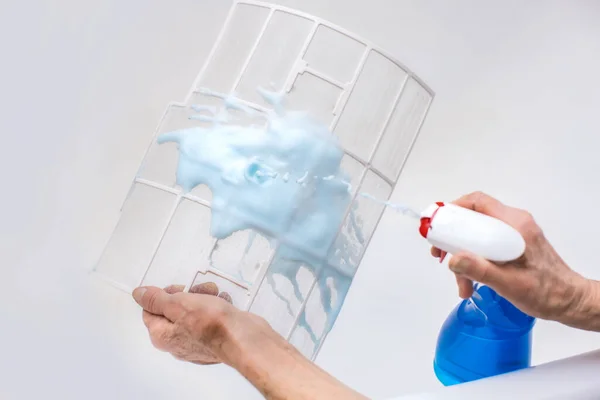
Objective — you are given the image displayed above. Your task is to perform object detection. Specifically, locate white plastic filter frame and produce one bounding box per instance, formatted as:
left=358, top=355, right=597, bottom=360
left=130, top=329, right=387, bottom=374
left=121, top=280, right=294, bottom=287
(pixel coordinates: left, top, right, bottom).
left=93, top=0, right=434, bottom=360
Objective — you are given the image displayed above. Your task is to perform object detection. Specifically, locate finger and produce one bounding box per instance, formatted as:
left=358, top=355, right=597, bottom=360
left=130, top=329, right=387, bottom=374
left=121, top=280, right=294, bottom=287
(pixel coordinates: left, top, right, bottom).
left=190, top=282, right=219, bottom=296
left=431, top=247, right=442, bottom=257
left=452, top=191, right=507, bottom=219
left=218, top=292, right=233, bottom=304
left=439, top=250, right=448, bottom=263
left=133, top=286, right=181, bottom=320
left=455, top=275, right=474, bottom=299
left=164, top=285, right=185, bottom=294
left=449, top=252, right=507, bottom=289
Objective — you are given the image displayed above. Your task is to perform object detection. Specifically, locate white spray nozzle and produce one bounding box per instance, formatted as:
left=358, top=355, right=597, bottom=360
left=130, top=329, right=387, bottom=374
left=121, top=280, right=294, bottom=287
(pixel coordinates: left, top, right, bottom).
left=419, top=202, right=525, bottom=263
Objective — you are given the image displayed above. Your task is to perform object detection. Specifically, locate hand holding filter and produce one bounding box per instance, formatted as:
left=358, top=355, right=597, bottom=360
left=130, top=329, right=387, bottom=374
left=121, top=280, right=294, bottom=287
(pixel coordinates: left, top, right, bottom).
left=419, top=202, right=526, bottom=263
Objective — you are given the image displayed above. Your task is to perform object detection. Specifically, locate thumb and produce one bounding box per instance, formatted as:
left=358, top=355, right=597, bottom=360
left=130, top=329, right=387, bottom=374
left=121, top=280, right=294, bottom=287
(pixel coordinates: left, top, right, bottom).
left=449, top=252, right=507, bottom=288
left=132, top=286, right=172, bottom=317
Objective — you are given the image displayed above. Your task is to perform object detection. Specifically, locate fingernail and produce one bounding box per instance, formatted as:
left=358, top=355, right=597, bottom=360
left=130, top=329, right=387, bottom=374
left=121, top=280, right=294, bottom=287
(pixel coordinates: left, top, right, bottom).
left=132, top=287, right=147, bottom=304
left=450, top=258, right=471, bottom=274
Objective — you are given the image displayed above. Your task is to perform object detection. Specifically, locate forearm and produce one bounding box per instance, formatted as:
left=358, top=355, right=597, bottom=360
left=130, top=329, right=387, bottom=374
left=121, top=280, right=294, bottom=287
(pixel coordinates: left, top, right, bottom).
left=220, top=314, right=368, bottom=400
left=560, top=277, right=600, bottom=332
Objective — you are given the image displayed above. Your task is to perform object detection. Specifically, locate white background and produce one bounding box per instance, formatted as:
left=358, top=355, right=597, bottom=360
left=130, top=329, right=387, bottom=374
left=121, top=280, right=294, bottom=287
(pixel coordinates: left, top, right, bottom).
left=1, top=0, right=599, bottom=399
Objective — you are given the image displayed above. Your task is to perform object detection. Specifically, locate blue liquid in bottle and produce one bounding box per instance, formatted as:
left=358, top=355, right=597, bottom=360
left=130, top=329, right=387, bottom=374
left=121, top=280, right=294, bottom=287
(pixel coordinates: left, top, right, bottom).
left=433, top=284, right=535, bottom=385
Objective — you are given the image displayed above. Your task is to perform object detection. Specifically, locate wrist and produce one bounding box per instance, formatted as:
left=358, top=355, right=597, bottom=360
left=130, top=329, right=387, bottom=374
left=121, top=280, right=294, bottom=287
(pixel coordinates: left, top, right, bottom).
left=217, top=311, right=302, bottom=395
left=216, top=310, right=285, bottom=368
left=577, top=278, right=600, bottom=331
left=560, top=276, right=600, bottom=331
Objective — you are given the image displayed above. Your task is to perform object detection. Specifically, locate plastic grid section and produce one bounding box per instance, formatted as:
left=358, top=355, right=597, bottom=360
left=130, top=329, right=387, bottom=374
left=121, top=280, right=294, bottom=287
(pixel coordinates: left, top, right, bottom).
left=93, top=0, right=434, bottom=360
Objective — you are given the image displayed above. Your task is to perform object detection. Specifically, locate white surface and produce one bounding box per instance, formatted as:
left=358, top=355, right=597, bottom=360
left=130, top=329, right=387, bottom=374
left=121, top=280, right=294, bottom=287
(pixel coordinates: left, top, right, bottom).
left=394, top=349, right=600, bottom=400
left=1, top=0, right=600, bottom=399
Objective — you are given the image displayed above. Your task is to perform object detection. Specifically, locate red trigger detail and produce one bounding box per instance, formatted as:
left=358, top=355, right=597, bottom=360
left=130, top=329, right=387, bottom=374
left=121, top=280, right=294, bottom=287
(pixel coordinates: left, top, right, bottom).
left=419, top=217, right=431, bottom=238
left=419, top=202, right=445, bottom=238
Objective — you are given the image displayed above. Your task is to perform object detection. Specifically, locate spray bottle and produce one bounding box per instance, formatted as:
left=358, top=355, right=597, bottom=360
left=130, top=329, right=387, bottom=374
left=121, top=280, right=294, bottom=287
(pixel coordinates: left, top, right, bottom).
left=416, top=202, right=535, bottom=385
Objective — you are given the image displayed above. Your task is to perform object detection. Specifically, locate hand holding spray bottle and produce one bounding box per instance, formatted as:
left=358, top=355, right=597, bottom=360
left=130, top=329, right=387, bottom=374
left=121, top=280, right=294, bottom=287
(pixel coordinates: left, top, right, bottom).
left=413, top=201, right=535, bottom=385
